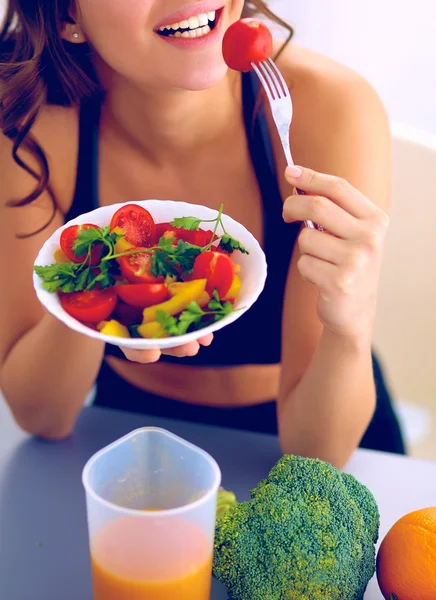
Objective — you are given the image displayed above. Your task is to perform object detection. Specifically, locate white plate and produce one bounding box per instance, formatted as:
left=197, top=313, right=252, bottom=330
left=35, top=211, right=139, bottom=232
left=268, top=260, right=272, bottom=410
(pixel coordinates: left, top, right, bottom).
left=33, top=200, right=267, bottom=349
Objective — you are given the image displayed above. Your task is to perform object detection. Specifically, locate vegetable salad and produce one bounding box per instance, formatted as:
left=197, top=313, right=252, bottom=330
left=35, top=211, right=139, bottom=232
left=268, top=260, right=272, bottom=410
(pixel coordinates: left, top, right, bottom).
left=34, top=203, right=248, bottom=339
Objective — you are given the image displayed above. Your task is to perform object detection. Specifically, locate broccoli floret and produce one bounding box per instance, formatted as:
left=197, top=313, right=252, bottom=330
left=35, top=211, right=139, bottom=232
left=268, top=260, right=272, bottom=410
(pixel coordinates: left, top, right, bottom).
left=217, top=487, right=238, bottom=518
left=213, top=455, right=380, bottom=600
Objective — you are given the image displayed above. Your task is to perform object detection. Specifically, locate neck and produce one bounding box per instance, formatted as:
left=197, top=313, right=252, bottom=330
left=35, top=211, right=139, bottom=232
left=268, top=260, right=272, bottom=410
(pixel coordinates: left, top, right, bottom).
left=98, top=68, right=242, bottom=164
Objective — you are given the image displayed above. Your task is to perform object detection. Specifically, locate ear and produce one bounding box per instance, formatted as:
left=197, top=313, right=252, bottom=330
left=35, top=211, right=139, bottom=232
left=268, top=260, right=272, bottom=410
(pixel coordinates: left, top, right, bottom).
left=60, top=18, right=87, bottom=44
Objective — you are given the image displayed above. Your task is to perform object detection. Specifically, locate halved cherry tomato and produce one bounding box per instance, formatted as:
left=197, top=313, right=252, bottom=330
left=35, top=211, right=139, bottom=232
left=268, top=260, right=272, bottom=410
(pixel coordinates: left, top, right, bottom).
left=60, top=224, right=102, bottom=265
left=193, top=251, right=234, bottom=297
left=118, top=251, right=164, bottom=284
left=222, top=18, right=273, bottom=72
left=155, top=223, right=216, bottom=247
left=110, top=204, right=156, bottom=248
left=115, top=283, right=169, bottom=308
left=59, top=288, right=117, bottom=323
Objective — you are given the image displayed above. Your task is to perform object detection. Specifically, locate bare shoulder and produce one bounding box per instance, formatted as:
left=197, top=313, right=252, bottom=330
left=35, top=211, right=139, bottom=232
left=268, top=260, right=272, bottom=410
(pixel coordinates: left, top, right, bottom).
left=274, top=42, right=391, bottom=210
left=1, top=103, right=79, bottom=220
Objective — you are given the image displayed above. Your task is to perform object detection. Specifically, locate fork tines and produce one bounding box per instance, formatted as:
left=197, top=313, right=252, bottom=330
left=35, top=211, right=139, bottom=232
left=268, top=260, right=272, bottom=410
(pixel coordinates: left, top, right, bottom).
left=251, top=58, right=289, bottom=100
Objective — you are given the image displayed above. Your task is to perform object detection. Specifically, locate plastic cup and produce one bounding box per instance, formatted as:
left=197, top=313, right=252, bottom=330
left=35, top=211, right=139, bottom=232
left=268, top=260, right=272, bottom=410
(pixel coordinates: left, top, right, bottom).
left=82, top=427, right=221, bottom=600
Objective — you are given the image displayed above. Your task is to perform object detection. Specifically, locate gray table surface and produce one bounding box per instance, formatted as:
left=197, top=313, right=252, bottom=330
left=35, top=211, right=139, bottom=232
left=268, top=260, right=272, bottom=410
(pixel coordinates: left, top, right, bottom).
left=1, top=401, right=436, bottom=600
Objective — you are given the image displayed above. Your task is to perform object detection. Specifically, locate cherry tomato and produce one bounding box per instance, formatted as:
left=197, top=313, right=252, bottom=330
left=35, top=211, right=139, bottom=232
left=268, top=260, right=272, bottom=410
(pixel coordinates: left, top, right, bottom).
left=222, top=18, right=273, bottom=72
left=193, top=251, right=234, bottom=297
left=118, top=251, right=164, bottom=284
left=59, top=288, right=117, bottom=323
left=60, top=224, right=102, bottom=265
left=155, top=223, right=216, bottom=247
left=110, top=204, right=156, bottom=248
left=115, top=283, right=169, bottom=308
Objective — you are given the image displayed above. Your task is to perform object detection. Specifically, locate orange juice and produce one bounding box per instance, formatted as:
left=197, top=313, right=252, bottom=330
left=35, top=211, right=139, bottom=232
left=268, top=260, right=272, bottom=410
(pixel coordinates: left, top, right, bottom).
left=91, top=515, right=212, bottom=600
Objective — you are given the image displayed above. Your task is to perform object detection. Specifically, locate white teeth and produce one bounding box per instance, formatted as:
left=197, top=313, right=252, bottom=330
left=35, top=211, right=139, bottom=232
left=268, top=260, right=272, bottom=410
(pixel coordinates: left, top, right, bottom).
left=159, top=11, right=216, bottom=32
left=188, top=15, right=200, bottom=29
left=168, top=23, right=211, bottom=39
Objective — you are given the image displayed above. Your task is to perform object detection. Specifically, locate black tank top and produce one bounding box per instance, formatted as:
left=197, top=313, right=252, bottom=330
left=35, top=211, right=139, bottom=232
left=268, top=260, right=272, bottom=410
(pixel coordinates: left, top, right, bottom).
left=66, top=71, right=299, bottom=366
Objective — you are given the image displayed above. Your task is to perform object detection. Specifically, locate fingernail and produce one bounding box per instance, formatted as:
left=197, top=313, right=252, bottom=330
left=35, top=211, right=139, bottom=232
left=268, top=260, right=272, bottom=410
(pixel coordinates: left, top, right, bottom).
left=286, top=165, right=303, bottom=179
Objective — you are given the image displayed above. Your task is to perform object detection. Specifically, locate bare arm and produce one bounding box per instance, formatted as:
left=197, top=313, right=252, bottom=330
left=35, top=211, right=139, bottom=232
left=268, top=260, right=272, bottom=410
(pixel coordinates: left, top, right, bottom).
left=0, top=119, right=212, bottom=438
left=0, top=132, right=106, bottom=438
left=274, top=53, right=391, bottom=468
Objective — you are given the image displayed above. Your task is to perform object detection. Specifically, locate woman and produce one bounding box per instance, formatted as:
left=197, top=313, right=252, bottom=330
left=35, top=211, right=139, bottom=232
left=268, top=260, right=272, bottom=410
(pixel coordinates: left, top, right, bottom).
left=0, top=0, right=405, bottom=468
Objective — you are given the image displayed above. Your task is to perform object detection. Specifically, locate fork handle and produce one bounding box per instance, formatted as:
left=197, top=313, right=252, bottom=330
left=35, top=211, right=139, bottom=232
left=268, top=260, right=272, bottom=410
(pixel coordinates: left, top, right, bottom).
left=295, top=188, right=322, bottom=231
left=283, top=141, right=321, bottom=230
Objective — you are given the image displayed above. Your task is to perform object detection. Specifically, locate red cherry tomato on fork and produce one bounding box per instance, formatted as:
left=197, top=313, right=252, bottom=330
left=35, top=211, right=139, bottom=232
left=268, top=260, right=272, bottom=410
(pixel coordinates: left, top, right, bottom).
left=115, top=283, right=169, bottom=308
left=60, top=224, right=102, bottom=265
left=222, top=18, right=273, bottom=73
left=193, top=251, right=234, bottom=298
left=110, top=204, right=156, bottom=248
left=59, top=288, right=117, bottom=323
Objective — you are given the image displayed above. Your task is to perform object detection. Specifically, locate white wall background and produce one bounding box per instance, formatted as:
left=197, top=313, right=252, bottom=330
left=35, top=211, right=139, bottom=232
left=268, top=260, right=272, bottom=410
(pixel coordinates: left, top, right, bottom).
left=271, top=0, right=436, bottom=134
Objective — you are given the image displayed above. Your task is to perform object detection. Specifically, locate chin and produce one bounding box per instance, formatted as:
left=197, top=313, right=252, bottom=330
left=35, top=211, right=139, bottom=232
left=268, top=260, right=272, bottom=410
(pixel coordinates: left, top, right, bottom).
left=174, top=61, right=229, bottom=91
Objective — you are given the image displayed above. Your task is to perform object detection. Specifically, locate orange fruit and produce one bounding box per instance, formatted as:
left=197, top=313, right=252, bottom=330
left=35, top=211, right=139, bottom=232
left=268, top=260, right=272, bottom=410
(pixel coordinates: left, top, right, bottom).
left=376, top=506, right=436, bottom=600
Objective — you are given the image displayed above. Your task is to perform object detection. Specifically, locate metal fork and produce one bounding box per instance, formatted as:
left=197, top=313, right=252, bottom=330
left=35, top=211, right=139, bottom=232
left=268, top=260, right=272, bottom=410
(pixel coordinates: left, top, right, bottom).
left=252, top=58, right=322, bottom=231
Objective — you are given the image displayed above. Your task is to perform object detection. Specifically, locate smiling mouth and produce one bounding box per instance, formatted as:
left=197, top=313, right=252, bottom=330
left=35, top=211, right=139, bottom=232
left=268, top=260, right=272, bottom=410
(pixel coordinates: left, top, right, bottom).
left=156, top=9, right=220, bottom=39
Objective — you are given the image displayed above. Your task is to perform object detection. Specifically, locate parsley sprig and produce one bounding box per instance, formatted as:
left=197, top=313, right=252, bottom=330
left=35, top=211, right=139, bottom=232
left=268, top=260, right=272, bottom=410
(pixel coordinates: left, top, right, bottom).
left=170, top=204, right=249, bottom=255
left=72, top=225, right=119, bottom=259
left=35, top=226, right=123, bottom=293
left=150, top=237, right=202, bottom=278
left=35, top=204, right=249, bottom=293
left=156, top=291, right=235, bottom=336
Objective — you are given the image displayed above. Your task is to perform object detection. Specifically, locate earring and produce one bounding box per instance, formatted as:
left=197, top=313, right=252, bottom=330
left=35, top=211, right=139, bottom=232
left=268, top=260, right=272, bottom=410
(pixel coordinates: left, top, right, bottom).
left=72, top=32, right=79, bottom=39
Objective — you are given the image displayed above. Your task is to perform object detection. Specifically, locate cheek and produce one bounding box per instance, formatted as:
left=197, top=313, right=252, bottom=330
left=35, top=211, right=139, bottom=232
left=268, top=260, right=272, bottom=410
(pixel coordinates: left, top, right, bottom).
left=79, top=0, right=152, bottom=54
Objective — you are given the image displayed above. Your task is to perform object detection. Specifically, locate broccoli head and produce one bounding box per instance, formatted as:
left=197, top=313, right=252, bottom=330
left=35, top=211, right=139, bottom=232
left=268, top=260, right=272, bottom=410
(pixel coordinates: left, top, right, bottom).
left=213, top=454, right=380, bottom=600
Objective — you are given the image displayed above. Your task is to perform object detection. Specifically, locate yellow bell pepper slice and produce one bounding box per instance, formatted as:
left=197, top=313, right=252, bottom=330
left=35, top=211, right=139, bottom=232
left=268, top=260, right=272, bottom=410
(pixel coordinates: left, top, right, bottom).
left=97, top=319, right=130, bottom=338
left=223, top=275, right=242, bottom=301
left=138, top=292, right=210, bottom=338
left=142, top=279, right=207, bottom=324
left=137, top=322, right=168, bottom=339
left=113, top=226, right=136, bottom=254
left=54, top=248, right=71, bottom=264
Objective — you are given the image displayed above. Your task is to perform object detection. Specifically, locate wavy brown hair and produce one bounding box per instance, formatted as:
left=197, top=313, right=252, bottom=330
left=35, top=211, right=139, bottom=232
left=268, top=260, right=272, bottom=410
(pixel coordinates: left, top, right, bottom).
left=0, top=0, right=293, bottom=234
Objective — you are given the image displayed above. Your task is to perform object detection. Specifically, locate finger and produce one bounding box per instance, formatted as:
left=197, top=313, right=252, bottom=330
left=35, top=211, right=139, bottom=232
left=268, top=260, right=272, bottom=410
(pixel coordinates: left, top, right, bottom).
left=298, top=227, right=350, bottom=265
left=120, top=347, right=162, bottom=363
left=285, top=165, right=373, bottom=219
left=297, top=253, right=339, bottom=294
left=198, top=333, right=214, bottom=346
left=161, top=341, right=201, bottom=358
left=283, top=194, right=358, bottom=239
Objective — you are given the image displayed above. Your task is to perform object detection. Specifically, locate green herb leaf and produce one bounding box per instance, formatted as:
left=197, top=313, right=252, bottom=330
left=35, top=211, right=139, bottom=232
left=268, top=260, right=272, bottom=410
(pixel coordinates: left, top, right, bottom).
left=219, top=234, right=249, bottom=255
left=170, top=216, right=202, bottom=231
left=73, top=225, right=121, bottom=259
left=34, top=263, right=89, bottom=293
left=151, top=239, right=202, bottom=278
left=155, top=293, right=237, bottom=338
left=156, top=310, right=182, bottom=336
left=208, top=290, right=234, bottom=316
